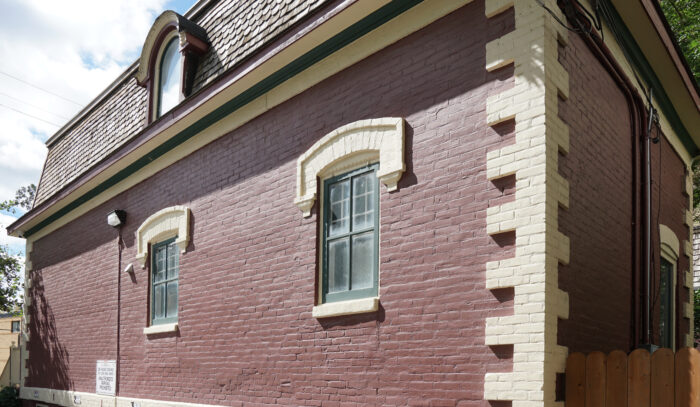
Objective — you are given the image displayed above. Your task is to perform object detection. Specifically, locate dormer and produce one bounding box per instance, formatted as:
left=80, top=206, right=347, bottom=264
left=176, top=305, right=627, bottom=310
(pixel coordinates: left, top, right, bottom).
left=135, top=11, right=209, bottom=123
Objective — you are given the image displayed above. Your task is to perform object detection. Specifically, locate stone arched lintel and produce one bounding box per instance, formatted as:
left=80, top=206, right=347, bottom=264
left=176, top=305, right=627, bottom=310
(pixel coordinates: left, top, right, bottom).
left=294, top=118, right=405, bottom=217
left=135, top=206, right=191, bottom=267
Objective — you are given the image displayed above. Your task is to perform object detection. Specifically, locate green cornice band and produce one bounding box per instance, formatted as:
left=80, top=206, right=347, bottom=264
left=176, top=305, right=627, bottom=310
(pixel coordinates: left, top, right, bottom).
left=23, top=0, right=423, bottom=238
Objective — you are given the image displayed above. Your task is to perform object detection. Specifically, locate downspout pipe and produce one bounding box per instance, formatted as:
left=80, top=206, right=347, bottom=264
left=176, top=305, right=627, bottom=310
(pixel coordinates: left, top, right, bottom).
left=565, top=1, right=649, bottom=348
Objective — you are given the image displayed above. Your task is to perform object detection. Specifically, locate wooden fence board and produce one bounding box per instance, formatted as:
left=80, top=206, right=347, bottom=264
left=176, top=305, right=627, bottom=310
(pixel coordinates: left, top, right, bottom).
left=566, top=352, right=586, bottom=407
left=628, top=348, right=651, bottom=407
left=675, top=347, right=700, bottom=407
left=651, top=348, right=674, bottom=407
left=606, top=350, right=628, bottom=407
left=585, top=351, right=606, bottom=407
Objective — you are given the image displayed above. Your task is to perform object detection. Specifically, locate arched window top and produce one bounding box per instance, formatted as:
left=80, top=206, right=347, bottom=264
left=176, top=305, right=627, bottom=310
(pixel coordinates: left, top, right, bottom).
left=135, top=206, right=191, bottom=267
left=659, top=224, right=680, bottom=261
left=135, top=10, right=208, bottom=122
left=157, top=37, right=183, bottom=117
left=294, top=117, right=406, bottom=217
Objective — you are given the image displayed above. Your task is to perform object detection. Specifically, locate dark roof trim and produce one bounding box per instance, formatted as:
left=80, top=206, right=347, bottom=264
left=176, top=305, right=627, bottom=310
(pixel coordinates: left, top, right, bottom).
left=44, top=0, right=217, bottom=148
left=13, top=0, right=424, bottom=238
left=601, top=0, right=697, bottom=156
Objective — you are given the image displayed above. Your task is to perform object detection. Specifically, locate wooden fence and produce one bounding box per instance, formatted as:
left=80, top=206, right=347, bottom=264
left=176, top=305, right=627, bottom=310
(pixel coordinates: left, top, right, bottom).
left=566, top=347, right=700, bottom=407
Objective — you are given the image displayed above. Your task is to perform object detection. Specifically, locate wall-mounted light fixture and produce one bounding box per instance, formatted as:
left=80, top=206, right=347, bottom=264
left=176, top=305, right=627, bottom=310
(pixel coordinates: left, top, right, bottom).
left=107, top=210, right=127, bottom=227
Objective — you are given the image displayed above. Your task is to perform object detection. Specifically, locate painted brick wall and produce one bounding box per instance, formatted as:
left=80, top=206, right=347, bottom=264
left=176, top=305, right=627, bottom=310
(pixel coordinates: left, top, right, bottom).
left=557, top=33, right=635, bottom=354
left=557, top=33, right=691, bottom=353
left=25, top=3, right=519, bottom=406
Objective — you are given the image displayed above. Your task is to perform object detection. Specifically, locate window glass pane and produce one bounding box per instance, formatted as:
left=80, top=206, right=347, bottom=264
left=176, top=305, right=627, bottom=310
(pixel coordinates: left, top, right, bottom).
left=659, top=258, right=673, bottom=347
left=154, top=284, right=165, bottom=319
left=351, top=232, right=374, bottom=290
left=329, top=180, right=350, bottom=236
left=154, top=246, right=166, bottom=282
left=166, top=281, right=178, bottom=318
left=352, top=173, right=375, bottom=230
left=158, top=38, right=182, bottom=117
left=167, top=242, right=179, bottom=279
left=328, top=238, right=349, bottom=293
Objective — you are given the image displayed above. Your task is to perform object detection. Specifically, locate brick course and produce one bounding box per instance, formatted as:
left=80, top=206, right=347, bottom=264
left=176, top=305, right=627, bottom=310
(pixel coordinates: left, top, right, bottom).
left=25, top=4, right=517, bottom=406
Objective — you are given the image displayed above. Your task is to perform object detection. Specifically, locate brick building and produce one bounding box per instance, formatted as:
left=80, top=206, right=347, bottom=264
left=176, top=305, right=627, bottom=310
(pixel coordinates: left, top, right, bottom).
left=6, top=0, right=700, bottom=406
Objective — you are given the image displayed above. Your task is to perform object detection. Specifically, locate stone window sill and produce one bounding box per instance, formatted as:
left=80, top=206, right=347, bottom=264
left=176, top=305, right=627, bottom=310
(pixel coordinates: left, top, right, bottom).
left=312, top=297, right=379, bottom=318
left=143, top=322, right=178, bottom=335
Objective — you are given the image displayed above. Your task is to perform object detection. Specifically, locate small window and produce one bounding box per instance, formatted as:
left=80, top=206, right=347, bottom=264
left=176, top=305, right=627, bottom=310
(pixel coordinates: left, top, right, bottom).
left=322, top=164, right=379, bottom=303
left=11, top=321, right=19, bottom=333
left=151, top=238, right=179, bottom=325
left=157, top=37, right=182, bottom=118
left=659, top=257, right=674, bottom=348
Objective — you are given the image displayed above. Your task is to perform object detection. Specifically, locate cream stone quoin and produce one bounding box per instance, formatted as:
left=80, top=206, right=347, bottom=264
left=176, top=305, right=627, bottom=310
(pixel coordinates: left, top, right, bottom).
left=294, top=117, right=405, bottom=217
left=135, top=205, right=191, bottom=267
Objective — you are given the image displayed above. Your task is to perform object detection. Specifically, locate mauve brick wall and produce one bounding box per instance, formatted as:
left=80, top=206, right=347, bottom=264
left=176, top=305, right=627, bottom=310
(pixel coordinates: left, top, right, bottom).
left=557, top=33, right=690, bottom=353
left=25, top=3, right=520, bottom=406
left=557, top=34, right=635, bottom=353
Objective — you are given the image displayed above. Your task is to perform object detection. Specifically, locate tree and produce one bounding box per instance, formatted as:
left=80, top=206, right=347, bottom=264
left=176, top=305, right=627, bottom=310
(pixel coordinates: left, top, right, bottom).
left=659, top=0, right=700, bottom=84
left=0, top=185, right=33, bottom=313
left=0, top=247, right=21, bottom=313
left=0, top=184, right=36, bottom=213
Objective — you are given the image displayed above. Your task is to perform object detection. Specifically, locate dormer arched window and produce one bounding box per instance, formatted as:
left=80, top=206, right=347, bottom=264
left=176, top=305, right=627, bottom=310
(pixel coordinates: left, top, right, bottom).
left=135, top=11, right=209, bottom=123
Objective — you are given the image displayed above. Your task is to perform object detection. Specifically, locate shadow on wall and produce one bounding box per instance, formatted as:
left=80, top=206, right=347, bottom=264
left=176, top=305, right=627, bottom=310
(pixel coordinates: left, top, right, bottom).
left=26, top=270, right=73, bottom=390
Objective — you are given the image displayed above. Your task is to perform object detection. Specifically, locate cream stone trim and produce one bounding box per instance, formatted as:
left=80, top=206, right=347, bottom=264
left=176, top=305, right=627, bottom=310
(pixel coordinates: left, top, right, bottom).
left=15, top=0, right=472, bottom=242
left=135, top=206, right=190, bottom=267
left=144, top=322, right=178, bottom=335
left=312, top=297, right=379, bottom=318
left=21, top=387, right=228, bottom=407
left=294, top=118, right=405, bottom=217
left=684, top=239, right=693, bottom=258
left=659, top=224, right=680, bottom=261
left=483, top=1, right=570, bottom=406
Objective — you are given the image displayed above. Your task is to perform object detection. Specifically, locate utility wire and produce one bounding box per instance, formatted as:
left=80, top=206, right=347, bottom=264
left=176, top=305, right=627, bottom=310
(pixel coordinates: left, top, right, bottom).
left=0, top=70, right=83, bottom=107
left=0, top=103, right=62, bottom=127
left=0, top=92, right=71, bottom=120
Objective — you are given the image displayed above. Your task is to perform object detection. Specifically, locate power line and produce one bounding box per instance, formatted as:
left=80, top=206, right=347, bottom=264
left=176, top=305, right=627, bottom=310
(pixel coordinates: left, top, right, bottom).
left=0, top=103, right=62, bottom=127
left=0, top=92, right=71, bottom=120
left=0, top=70, right=83, bottom=107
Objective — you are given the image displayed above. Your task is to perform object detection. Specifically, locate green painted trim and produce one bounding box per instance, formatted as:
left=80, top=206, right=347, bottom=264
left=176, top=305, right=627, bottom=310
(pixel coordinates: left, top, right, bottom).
left=23, top=0, right=424, bottom=238
left=322, top=164, right=379, bottom=304
left=600, top=0, right=697, bottom=156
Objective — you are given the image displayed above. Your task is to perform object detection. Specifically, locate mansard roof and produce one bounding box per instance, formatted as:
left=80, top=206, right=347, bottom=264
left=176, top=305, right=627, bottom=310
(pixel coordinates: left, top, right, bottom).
left=34, top=0, right=327, bottom=207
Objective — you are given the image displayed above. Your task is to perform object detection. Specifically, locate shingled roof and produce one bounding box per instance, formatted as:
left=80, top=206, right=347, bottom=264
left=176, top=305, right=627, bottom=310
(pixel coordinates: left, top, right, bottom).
left=34, top=0, right=328, bottom=207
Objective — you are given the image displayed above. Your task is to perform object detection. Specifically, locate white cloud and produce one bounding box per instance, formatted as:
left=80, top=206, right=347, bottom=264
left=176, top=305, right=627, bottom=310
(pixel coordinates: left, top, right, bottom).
left=0, top=0, right=180, bottom=204
left=0, top=213, right=25, bottom=255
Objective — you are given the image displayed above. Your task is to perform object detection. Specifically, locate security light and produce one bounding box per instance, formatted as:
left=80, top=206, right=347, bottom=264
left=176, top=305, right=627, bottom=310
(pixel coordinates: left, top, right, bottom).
left=107, top=210, right=127, bottom=227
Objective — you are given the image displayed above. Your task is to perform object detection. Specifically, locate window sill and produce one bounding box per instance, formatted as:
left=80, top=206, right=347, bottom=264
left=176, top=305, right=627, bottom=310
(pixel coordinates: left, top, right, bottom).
left=312, top=297, right=379, bottom=318
left=143, top=322, right=178, bottom=335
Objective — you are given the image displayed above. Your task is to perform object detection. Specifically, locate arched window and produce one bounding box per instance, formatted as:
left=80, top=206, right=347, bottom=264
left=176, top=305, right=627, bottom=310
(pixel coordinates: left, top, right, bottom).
left=135, top=10, right=209, bottom=123
left=157, top=37, right=183, bottom=118
left=294, top=117, right=406, bottom=318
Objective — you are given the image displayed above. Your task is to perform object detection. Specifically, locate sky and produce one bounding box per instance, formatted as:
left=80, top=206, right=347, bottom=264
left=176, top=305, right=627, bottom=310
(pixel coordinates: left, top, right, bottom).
left=0, top=0, right=197, bottom=257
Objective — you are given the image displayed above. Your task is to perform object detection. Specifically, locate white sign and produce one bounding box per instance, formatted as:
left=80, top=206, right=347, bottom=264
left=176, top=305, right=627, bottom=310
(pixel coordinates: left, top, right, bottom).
left=96, top=360, right=116, bottom=396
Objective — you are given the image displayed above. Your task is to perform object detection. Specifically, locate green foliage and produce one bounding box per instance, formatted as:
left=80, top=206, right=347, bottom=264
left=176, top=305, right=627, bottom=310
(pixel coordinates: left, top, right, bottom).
left=0, top=246, right=21, bottom=313
left=0, top=184, right=36, bottom=214
left=659, top=0, right=700, bottom=85
left=0, top=386, right=20, bottom=407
